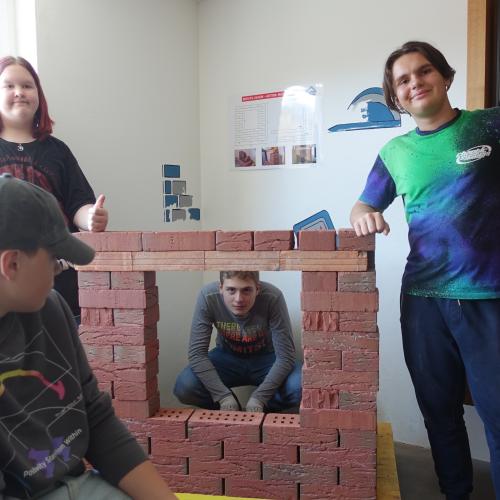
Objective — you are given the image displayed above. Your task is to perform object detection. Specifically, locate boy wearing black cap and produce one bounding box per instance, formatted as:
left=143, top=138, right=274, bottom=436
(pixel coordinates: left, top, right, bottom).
left=0, top=173, right=175, bottom=499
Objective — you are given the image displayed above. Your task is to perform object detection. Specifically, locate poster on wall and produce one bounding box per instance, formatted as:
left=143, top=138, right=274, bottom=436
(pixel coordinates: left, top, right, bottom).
left=230, top=84, right=322, bottom=170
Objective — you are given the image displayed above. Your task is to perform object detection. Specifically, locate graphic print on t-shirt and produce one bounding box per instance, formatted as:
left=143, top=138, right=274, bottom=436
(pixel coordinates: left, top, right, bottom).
left=215, top=320, right=267, bottom=354
left=0, top=324, right=86, bottom=492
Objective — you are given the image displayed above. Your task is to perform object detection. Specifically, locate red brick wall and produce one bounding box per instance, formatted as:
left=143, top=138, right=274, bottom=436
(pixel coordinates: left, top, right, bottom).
left=76, top=229, right=377, bottom=499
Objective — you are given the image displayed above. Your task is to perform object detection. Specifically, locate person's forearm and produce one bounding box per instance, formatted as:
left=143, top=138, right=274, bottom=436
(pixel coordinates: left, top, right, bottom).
left=118, top=461, right=177, bottom=500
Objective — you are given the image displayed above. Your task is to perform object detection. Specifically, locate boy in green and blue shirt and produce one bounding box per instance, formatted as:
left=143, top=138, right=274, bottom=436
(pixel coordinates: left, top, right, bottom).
left=351, top=41, right=500, bottom=500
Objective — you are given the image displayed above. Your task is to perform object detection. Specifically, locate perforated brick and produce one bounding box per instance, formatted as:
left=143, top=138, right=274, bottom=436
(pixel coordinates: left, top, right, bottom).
left=188, top=410, right=264, bottom=443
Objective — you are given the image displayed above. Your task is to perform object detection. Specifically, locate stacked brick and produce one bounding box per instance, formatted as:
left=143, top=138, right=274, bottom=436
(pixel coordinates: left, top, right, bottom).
left=75, top=228, right=378, bottom=499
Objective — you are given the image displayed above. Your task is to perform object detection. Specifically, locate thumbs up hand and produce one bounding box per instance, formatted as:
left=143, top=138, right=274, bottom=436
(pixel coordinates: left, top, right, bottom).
left=88, top=194, right=108, bottom=232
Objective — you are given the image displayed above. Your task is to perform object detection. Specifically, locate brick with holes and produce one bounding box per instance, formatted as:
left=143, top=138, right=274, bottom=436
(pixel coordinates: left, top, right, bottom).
left=187, top=409, right=264, bottom=443
left=147, top=408, right=194, bottom=440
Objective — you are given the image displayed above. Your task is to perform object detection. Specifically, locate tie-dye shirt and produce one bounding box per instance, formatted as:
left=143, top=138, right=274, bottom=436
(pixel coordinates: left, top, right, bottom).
left=360, top=108, right=500, bottom=299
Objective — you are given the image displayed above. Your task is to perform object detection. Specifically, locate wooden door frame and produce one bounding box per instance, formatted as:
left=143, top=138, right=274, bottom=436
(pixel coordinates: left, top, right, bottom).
left=467, top=0, right=496, bottom=109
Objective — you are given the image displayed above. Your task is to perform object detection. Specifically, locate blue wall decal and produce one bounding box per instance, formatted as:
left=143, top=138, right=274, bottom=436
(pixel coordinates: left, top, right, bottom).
left=161, top=163, right=201, bottom=223
left=188, top=208, right=200, bottom=221
left=293, top=210, right=335, bottom=235
left=163, top=164, right=181, bottom=177
left=328, top=87, right=400, bottom=133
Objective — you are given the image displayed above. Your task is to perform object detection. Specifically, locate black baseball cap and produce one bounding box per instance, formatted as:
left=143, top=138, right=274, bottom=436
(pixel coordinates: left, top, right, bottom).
left=0, top=173, right=95, bottom=265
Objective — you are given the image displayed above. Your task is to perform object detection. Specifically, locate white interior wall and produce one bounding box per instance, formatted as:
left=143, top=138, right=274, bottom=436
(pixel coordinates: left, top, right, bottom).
left=198, top=0, right=490, bottom=461
left=35, top=0, right=202, bottom=406
left=33, top=0, right=490, bottom=460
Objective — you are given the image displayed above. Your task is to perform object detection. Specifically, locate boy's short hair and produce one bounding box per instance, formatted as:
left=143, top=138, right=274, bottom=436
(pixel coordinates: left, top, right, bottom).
left=0, top=173, right=94, bottom=264
left=383, top=41, right=456, bottom=113
left=220, top=271, right=260, bottom=286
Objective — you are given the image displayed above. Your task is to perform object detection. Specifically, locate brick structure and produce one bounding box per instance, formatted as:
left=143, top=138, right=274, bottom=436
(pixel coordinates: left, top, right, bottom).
left=75, top=229, right=378, bottom=499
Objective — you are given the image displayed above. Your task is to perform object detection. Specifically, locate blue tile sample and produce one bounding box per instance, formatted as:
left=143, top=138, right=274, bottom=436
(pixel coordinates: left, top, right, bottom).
left=163, top=164, right=181, bottom=178
left=164, top=180, right=172, bottom=194
left=188, top=208, right=201, bottom=220
left=164, top=195, right=178, bottom=207
left=164, top=209, right=170, bottom=222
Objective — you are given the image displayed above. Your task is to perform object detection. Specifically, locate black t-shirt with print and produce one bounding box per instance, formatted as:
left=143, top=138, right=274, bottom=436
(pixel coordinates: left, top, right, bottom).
left=0, top=136, right=96, bottom=315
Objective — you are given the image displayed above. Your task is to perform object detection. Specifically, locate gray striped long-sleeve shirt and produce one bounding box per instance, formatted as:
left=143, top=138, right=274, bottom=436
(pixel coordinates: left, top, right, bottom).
left=188, top=281, right=296, bottom=404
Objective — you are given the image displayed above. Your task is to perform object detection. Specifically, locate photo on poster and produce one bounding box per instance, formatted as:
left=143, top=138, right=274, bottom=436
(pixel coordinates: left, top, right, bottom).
left=262, top=146, right=285, bottom=166
left=292, top=144, right=316, bottom=164
left=234, top=148, right=256, bottom=168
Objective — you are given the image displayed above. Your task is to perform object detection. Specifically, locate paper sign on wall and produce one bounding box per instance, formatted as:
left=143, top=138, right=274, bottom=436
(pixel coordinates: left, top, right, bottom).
left=230, top=85, right=322, bottom=170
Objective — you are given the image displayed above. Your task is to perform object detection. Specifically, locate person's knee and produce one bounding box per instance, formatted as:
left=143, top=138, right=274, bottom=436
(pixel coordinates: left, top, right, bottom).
left=282, top=364, right=302, bottom=406
left=173, top=370, right=196, bottom=404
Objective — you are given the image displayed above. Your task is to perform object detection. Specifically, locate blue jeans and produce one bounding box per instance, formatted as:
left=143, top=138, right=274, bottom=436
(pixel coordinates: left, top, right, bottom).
left=401, top=294, right=500, bottom=500
left=174, top=347, right=302, bottom=412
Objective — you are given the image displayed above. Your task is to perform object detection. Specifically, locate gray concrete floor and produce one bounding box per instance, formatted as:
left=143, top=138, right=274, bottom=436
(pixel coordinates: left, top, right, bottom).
left=395, top=442, right=495, bottom=499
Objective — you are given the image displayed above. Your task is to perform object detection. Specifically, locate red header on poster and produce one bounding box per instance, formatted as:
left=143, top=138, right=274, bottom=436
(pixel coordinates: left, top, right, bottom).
left=242, top=91, right=284, bottom=102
